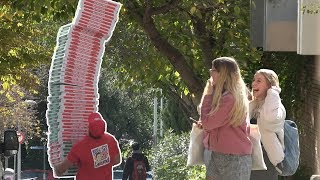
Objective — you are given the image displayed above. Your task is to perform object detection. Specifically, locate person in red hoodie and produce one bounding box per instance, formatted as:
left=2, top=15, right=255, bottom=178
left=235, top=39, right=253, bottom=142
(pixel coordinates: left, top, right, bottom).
left=53, top=112, right=122, bottom=180
left=197, top=57, right=252, bottom=180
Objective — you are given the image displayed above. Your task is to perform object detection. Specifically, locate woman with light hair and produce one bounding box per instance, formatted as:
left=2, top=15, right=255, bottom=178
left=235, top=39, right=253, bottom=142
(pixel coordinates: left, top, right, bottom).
left=197, top=57, right=252, bottom=180
left=250, top=69, right=286, bottom=180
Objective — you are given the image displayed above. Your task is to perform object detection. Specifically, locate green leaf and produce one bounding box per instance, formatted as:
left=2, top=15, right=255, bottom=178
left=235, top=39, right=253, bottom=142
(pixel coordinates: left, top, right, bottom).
left=234, top=6, right=241, bottom=15
left=2, top=81, right=10, bottom=90
left=190, top=6, right=197, bottom=15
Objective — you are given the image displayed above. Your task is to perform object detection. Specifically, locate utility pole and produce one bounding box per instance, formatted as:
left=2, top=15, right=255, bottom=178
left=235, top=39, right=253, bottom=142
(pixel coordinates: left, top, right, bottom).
left=18, top=99, right=36, bottom=180
left=153, top=95, right=158, bottom=145
left=17, top=137, right=21, bottom=180
left=4, top=157, right=8, bottom=169
left=43, top=142, right=47, bottom=180
left=160, top=89, right=163, bottom=137
left=13, top=154, right=16, bottom=180
left=153, top=89, right=164, bottom=145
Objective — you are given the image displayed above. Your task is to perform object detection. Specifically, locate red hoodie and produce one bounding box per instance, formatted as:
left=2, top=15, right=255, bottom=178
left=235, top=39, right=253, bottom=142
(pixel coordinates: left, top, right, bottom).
left=200, top=93, right=252, bottom=155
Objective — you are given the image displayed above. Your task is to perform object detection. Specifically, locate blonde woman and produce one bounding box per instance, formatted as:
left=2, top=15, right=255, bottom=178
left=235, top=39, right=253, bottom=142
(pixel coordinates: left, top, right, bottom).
left=198, top=57, right=252, bottom=180
left=250, top=69, right=286, bottom=180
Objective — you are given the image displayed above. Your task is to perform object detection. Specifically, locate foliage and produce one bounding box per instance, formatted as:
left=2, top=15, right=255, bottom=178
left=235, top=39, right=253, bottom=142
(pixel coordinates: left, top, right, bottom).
left=11, top=0, right=78, bottom=20
left=4, top=0, right=311, bottom=153
left=151, top=129, right=205, bottom=180
left=162, top=98, right=193, bottom=133
left=98, top=68, right=154, bottom=148
left=110, top=0, right=262, bottom=116
left=301, top=1, right=320, bottom=14
left=0, top=2, right=66, bottom=139
left=2, top=0, right=309, bottom=137
left=118, top=140, right=132, bottom=168
left=7, top=0, right=262, bottom=118
left=0, top=0, right=72, bottom=144
left=0, top=87, right=40, bottom=138
left=2, top=0, right=315, bottom=177
left=0, top=1, right=60, bottom=91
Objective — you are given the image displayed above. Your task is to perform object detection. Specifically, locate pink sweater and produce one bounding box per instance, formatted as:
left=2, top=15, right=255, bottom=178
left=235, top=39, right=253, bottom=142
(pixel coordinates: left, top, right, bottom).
left=200, top=93, right=252, bottom=155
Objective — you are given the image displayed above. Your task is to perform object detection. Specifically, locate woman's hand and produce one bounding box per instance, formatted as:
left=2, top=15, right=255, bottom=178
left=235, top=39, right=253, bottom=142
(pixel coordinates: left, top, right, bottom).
left=190, top=117, right=203, bottom=129
left=270, top=86, right=281, bottom=93
left=203, top=78, right=214, bottom=95
left=195, top=121, right=203, bottom=129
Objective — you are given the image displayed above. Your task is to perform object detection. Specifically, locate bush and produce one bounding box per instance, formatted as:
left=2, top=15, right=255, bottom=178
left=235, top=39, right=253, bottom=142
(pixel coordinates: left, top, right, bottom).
left=150, top=129, right=206, bottom=180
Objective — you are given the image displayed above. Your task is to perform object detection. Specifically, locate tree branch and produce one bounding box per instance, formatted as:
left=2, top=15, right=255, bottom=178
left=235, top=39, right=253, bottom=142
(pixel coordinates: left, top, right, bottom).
left=196, top=3, right=221, bottom=13
left=161, top=83, right=199, bottom=118
left=143, top=21, right=203, bottom=96
left=150, top=0, right=180, bottom=15
left=126, top=1, right=144, bottom=24
left=125, top=1, right=204, bottom=98
left=190, top=14, right=215, bottom=69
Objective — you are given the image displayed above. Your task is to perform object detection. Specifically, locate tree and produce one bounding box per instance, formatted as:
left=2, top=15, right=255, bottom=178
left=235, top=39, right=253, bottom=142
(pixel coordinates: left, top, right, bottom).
left=0, top=2, right=65, bottom=135
left=106, top=0, right=308, bottom=122
left=116, top=0, right=259, bottom=104
left=0, top=0, right=68, bottom=143
left=7, top=0, right=262, bottom=117
left=0, top=1, right=60, bottom=91
left=97, top=68, right=154, bottom=147
left=6, top=0, right=308, bottom=130
left=0, top=87, right=40, bottom=138
left=162, top=98, right=192, bottom=133
left=6, top=0, right=306, bottom=134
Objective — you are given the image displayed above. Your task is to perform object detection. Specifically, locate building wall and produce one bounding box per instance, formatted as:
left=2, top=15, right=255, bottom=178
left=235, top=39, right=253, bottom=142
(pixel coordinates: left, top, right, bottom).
left=300, top=55, right=320, bottom=174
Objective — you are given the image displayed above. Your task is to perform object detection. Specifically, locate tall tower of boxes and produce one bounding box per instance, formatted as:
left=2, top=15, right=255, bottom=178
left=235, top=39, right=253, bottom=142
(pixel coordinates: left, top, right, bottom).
left=46, top=0, right=121, bottom=177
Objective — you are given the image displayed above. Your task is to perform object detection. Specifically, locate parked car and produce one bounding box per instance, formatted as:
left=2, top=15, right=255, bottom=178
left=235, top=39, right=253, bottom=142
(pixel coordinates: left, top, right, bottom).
left=3, top=168, right=14, bottom=180
left=146, top=171, right=153, bottom=179
left=113, top=169, right=153, bottom=180
left=113, top=170, right=123, bottom=180
left=21, top=169, right=56, bottom=180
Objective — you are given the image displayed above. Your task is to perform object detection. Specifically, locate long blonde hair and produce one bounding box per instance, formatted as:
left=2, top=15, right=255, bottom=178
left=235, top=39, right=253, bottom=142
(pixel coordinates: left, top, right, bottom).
left=209, top=57, right=248, bottom=126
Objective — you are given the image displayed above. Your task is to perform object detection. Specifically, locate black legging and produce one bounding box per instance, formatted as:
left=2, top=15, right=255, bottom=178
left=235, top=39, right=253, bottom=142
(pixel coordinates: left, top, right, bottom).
left=250, top=147, right=279, bottom=180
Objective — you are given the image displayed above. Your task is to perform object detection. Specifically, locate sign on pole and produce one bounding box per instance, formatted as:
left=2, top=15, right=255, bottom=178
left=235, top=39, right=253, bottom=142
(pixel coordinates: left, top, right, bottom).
left=16, top=132, right=25, bottom=144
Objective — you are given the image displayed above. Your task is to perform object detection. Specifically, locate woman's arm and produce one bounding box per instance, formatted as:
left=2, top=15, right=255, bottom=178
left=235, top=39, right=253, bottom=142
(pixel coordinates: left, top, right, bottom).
left=200, top=94, right=235, bottom=131
left=259, top=87, right=286, bottom=131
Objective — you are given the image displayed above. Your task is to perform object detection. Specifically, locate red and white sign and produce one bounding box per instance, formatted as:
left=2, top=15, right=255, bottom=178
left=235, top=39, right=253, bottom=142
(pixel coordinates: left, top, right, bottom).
left=17, top=131, right=25, bottom=144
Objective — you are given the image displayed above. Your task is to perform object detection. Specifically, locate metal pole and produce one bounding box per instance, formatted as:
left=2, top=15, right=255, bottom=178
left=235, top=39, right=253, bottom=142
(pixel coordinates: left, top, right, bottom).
left=4, top=157, right=8, bottom=169
left=43, top=144, right=46, bottom=180
left=13, top=154, right=16, bottom=180
left=160, top=90, right=163, bottom=137
left=0, top=158, right=3, bottom=179
left=17, top=123, right=22, bottom=180
left=153, top=96, right=158, bottom=145
left=17, top=143, right=21, bottom=180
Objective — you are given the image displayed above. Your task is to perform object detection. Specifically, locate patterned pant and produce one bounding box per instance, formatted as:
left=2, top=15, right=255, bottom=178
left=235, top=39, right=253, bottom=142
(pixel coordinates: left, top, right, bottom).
left=206, top=151, right=252, bottom=180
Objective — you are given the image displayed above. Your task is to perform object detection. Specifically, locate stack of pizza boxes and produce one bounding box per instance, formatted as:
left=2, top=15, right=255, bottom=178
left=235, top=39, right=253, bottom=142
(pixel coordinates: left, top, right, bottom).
left=46, top=0, right=121, bottom=177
